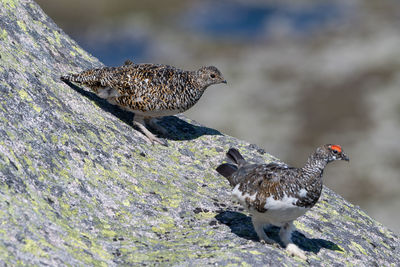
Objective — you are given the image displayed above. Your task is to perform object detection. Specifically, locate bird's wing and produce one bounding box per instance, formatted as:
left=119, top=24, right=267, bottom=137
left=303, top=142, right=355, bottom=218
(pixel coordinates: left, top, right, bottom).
left=105, top=64, right=178, bottom=95
left=237, top=162, right=290, bottom=185
left=234, top=162, right=298, bottom=212
left=107, top=64, right=186, bottom=111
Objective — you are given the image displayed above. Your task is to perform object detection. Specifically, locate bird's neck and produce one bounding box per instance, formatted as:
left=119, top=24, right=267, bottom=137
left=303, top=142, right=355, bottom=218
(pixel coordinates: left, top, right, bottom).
left=190, top=71, right=209, bottom=92
left=301, top=154, right=328, bottom=184
left=173, top=72, right=206, bottom=111
left=189, top=74, right=208, bottom=97
left=295, top=154, right=327, bottom=208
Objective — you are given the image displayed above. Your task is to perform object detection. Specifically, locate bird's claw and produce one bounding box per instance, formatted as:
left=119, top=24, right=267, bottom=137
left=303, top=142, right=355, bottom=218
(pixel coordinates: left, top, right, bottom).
left=260, top=238, right=275, bottom=245
left=153, top=137, right=169, bottom=147
left=286, top=243, right=307, bottom=260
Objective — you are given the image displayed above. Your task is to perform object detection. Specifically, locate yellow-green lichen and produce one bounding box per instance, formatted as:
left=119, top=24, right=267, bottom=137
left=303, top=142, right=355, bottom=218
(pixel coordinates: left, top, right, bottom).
left=380, top=241, right=391, bottom=250
left=195, top=211, right=217, bottom=220
left=0, top=29, right=8, bottom=40
left=101, top=229, right=117, bottom=238
left=293, top=220, right=314, bottom=235
left=151, top=222, right=175, bottom=235
left=60, top=133, right=69, bottom=145
left=247, top=250, right=263, bottom=255
left=22, top=155, right=35, bottom=173
left=16, top=20, right=27, bottom=32
left=59, top=201, right=78, bottom=217
left=378, top=227, right=395, bottom=240
left=350, top=241, right=367, bottom=256
left=50, top=135, right=58, bottom=143
left=335, top=244, right=346, bottom=254
left=18, top=89, right=32, bottom=101
left=72, top=45, right=92, bottom=61
left=6, top=149, right=22, bottom=170
left=2, top=0, right=17, bottom=9
left=61, top=231, right=111, bottom=266
left=62, top=114, right=74, bottom=124
left=23, top=239, right=49, bottom=258
left=161, top=193, right=182, bottom=208
left=90, top=243, right=113, bottom=262
left=341, top=214, right=360, bottom=224
left=53, top=30, right=61, bottom=46
left=31, top=104, right=42, bottom=113
left=130, top=185, right=143, bottom=195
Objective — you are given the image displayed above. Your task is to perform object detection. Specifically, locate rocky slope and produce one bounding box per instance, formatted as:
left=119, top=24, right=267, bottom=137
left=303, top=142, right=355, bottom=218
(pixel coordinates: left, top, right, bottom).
left=0, top=0, right=399, bottom=265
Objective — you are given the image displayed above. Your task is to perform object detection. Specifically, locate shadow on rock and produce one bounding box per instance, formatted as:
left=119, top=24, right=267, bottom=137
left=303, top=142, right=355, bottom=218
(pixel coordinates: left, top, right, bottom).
left=215, top=210, right=343, bottom=254
left=156, top=115, right=221, bottom=141
left=62, top=80, right=222, bottom=141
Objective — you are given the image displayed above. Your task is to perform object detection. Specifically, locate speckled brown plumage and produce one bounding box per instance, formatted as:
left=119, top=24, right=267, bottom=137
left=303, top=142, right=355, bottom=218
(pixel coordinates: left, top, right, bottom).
left=61, top=61, right=226, bottom=145
left=216, top=145, right=349, bottom=259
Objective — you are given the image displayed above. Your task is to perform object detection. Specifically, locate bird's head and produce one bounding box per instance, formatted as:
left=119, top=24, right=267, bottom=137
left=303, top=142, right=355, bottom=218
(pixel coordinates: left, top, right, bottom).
left=196, top=66, right=227, bottom=88
left=318, top=144, right=349, bottom=163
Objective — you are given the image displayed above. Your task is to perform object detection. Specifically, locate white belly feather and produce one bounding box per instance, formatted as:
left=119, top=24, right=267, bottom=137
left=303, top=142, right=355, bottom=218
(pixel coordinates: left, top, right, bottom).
left=232, top=184, right=309, bottom=227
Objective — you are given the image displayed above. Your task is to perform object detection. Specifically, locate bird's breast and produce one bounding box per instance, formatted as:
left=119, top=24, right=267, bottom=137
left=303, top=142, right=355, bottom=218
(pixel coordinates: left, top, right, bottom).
left=233, top=184, right=310, bottom=226
left=256, top=194, right=309, bottom=225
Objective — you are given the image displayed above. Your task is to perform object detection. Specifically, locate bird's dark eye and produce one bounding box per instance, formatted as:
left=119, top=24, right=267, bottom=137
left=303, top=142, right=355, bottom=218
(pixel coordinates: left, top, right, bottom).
left=333, top=150, right=338, bottom=154
left=210, top=74, right=216, bottom=78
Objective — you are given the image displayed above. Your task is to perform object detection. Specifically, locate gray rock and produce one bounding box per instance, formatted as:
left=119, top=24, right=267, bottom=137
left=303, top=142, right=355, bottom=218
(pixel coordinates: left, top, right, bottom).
left=0, top=0, right=399, bottom=266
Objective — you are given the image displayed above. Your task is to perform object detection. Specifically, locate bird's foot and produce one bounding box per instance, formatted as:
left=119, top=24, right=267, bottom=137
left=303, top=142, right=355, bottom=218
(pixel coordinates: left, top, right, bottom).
left=253, top=220, right=274, bottom=245
left=151, top=136, right=169, bottom=147
left=286, top=243, right=307, bottom=260
left=146, top=118, right=168, bottom=136
left=133, top=120, right=168, bottom=146
left=259, top=237, right=275, bottom=245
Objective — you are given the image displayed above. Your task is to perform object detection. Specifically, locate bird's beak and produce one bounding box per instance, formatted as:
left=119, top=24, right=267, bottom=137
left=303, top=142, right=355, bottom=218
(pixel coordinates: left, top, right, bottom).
left=342, top=153, right=350, bottom=162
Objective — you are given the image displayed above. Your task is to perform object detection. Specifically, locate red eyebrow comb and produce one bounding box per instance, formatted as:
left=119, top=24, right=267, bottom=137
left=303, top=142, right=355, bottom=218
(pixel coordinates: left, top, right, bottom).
left=330, top=145, right=342, bottom=153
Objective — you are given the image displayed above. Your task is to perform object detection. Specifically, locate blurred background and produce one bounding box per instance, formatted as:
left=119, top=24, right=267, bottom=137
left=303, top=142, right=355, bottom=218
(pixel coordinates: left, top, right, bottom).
left=37, top=0, right=400, bottom=233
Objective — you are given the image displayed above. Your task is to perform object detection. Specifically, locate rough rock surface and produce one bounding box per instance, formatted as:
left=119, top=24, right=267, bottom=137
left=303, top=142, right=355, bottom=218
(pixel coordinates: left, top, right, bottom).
left=0, top=0, right=399, bottom=266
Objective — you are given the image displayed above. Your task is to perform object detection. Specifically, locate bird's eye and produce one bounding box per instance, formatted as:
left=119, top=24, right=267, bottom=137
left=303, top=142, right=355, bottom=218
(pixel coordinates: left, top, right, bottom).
left=333, top=150, right=338, bottom=154
left=210, top=74, right=216, bottom=78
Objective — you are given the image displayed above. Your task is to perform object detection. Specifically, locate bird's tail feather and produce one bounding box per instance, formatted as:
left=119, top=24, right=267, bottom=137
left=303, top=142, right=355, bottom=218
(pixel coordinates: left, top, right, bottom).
left=216, top=163, right=237, bottom=178
left=226, top=148, right=246, bottom=166
left=60, top=67, right=114, bottom=86
left=216, top=163, right=238, bottom=186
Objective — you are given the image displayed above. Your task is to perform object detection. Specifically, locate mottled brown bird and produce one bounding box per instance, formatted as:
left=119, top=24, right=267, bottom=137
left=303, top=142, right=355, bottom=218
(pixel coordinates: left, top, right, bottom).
left=61, top=60, right=226, bottom=145
left=216, top=145, right=349, bottom=259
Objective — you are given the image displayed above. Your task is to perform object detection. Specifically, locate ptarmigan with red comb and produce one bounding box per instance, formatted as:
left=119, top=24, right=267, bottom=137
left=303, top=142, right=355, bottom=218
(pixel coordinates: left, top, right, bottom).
left=216, top=144, right=349, bottom=260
